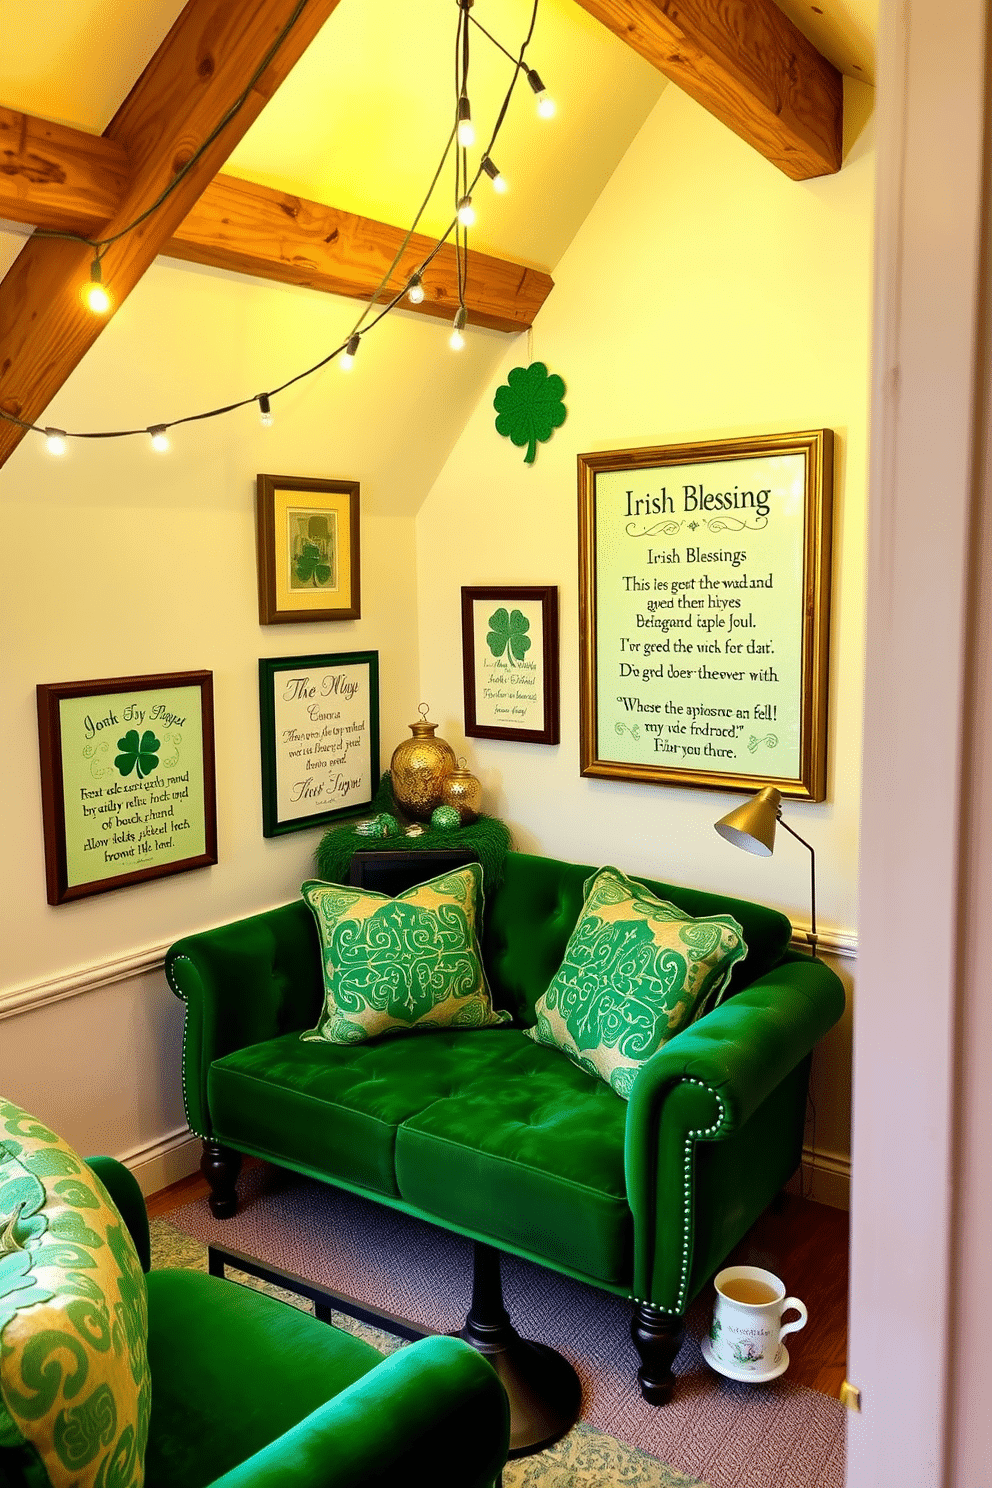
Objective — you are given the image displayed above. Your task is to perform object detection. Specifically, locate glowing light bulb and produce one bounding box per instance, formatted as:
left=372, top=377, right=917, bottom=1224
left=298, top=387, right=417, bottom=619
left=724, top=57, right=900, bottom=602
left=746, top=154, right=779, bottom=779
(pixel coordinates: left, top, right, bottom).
left=341, top=332, right=360, bottom=371
left=457, top=195, right=476, bottom=227
left=82, top=259, right=111, bottom=315
left=449, top=306, right=467, bottom=351
left=526, top=68, right=555, bottom=118
left=149, top=425, right=170, bottom=453
left=457, top=95, right=475, bottom=148
left=44, top=428, right=67, bottom=456
left=84, top=282, right=111, bottom=314
left=258, top=393, right=273, bottom=427
left=482, top=157, right=507, bottom=194
left=407, top=273, right=425, bottom=305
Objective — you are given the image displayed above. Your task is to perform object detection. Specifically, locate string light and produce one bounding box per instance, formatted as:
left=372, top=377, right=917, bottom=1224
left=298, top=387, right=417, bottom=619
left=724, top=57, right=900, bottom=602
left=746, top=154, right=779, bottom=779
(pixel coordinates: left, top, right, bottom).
left=457, top=95, right=475, bottom=148
left=481, top=157, right=508, bottom=193
left=450, top=307, right=467, bottom=351
left=82, top=258, right=112, bottom=315
left=8, top=0, right=551, bottom=457
left=526, top=67, right=555, bottom=117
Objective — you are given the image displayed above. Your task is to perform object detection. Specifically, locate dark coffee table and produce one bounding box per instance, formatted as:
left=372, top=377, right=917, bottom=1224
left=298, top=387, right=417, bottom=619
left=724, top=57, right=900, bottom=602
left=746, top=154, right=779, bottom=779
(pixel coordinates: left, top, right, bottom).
left=208, top=1238, right=582, bottom=1462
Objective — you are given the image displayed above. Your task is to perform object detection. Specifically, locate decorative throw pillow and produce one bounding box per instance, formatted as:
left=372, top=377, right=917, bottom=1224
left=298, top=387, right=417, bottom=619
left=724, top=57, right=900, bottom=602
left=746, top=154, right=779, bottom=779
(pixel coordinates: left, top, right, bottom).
left=525, top=866, right=747, bottom=1099
left=0, top=1099, right=150, bottom=1488
left=301, top=863, right=511, bottom=1044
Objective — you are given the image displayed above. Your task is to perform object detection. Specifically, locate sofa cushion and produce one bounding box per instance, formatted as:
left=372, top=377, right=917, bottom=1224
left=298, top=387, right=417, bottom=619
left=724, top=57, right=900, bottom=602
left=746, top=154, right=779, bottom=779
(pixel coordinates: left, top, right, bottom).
left=301, top=864, right=510, bottom=1045
left=525, top=866, right=747, bottom=1099
left=484, top=851, right=790, bottom=1024
left=209, top=1029, right=632, bottom=1286
left=0, top=1100, right=150, bottom=1488
left=145, top=1268, right=383, bottom=1488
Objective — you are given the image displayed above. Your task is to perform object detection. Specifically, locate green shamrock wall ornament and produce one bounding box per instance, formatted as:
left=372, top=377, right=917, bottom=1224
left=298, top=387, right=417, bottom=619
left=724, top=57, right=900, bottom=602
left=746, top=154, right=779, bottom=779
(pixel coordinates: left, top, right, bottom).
left=493, top=361, right=567, bottom=464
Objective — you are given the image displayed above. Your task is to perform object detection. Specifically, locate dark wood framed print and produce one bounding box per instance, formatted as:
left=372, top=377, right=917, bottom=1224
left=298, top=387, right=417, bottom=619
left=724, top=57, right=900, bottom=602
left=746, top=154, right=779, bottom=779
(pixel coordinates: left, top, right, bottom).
left=258, top=651, right=379, bottom=837
left=461, top=586, right=560, bottom=744
left=578, top=430, right=833, bottom=800
left=37, top=671, right=217, bottom=905
left=256, top=473, right=360, bottom=624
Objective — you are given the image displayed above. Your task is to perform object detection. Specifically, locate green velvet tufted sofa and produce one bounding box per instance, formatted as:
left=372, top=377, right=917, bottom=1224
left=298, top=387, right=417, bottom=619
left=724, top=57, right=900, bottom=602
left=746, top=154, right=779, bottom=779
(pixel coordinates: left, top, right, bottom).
left=165, top=849, right=845, bottom=1403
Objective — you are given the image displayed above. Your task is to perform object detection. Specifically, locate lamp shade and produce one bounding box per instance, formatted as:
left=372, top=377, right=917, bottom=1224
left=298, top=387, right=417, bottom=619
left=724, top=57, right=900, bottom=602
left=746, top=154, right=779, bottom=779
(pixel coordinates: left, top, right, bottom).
left=714, top=786, right=782, bottom=857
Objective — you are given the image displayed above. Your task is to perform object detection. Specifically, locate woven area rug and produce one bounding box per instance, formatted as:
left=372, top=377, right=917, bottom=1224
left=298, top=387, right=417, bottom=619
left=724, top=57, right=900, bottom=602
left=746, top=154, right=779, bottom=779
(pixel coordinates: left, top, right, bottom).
left=162, top=1165, right=845, bottom=1488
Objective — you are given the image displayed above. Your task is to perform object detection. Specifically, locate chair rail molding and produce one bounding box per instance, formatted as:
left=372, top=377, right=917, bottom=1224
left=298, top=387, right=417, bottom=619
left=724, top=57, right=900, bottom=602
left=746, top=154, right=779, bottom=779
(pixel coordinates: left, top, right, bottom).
left=0, top=941, right=172, bottom=1022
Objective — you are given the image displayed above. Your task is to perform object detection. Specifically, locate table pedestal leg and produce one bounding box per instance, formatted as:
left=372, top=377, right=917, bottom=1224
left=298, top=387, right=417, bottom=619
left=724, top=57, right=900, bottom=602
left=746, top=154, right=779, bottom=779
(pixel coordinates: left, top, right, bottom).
left=459, top=1242, right=582, bottom=1458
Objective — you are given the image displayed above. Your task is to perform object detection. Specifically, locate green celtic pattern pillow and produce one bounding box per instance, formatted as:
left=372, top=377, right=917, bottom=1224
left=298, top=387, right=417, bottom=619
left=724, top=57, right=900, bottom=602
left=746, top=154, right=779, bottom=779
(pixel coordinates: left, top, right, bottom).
left=301, top=863, right=511, bottom=1044
left=0, top=1100, right=150, bottom=1488
left=525, top=866, right=747, bottom=1099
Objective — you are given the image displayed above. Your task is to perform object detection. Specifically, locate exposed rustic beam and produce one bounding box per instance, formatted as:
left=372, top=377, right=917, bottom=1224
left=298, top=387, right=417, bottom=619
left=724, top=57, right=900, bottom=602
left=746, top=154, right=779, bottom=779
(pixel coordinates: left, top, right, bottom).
left=167, top=174, right=552, bottom=332
left=573, top=0, right=842, bottom=180
left=0, top=114, right=552, bottom=333
left=0, top=108, right=129, bottom=235
left=0, top=0, right=346, bottom=467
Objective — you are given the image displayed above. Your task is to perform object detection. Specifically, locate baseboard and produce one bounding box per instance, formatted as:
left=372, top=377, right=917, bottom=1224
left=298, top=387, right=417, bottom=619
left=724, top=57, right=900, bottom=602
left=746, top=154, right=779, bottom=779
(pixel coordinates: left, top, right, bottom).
left=787, top=1144, right=851, bottom=1209
left=118, top=1125, right=201, bottom=1197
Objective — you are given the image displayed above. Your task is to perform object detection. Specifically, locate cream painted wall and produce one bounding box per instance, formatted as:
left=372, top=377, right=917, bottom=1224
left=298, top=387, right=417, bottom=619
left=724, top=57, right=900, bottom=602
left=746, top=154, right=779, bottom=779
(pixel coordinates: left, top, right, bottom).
left=0, top=245, right=512, bottom=1163
left=415, top=79, right=875, bottom=1181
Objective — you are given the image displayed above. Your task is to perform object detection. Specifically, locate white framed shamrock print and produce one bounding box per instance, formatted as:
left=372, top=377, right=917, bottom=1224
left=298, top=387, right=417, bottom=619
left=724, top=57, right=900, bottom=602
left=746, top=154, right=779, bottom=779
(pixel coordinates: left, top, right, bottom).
left=37, top=671, right=217, bottom=904
left=461, top=586, right=560, bottom=744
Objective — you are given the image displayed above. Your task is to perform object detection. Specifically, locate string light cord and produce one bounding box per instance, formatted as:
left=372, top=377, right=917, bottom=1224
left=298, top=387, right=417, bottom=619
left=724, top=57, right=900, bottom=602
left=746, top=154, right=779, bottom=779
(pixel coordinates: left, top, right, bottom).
left=29, top=0, right=313, bottom=258
left=353, top=0, right=537, bottom=337
left=2, top=0, right=545, bottom=446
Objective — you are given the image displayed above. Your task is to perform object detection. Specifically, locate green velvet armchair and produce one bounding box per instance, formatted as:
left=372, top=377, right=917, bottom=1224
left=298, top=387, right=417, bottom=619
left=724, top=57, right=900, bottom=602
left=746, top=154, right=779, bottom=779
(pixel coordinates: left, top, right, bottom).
left=0, top=1098, right=509, bottom=1488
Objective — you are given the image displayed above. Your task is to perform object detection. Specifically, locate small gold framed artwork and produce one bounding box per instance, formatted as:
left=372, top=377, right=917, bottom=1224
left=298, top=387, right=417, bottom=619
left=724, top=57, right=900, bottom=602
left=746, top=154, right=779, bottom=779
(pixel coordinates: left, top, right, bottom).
left=256, top=474, right=361, bottom=624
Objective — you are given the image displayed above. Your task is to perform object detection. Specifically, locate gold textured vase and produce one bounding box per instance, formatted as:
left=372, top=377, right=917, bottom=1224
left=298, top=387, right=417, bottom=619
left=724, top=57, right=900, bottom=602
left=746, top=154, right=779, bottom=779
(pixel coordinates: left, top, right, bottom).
left=441, top=758, right=483, bottom=825
left=389, top=705, right=457, bottom=821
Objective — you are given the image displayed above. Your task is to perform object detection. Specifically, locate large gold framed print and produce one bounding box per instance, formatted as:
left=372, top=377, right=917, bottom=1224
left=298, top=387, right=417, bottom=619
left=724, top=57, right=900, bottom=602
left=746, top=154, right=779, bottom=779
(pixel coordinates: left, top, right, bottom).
left=578, top=431, right=833, bottom=800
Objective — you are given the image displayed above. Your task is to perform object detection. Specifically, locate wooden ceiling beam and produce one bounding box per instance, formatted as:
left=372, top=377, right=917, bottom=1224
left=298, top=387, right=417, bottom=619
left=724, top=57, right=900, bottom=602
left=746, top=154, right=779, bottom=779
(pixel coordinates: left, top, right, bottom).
left=573, top=0, right=843, bottom=180
left=167, top=174, right=552, bottom=332
left=0, top=107, right=129, bottom=236
left=0, top=114, right=552, bottom=333
left=0, top=0, right=346, bottom=468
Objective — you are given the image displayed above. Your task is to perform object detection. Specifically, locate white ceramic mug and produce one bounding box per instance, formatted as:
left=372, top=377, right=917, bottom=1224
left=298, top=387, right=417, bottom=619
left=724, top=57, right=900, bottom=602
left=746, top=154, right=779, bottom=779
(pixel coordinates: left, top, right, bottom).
left=706, top=1265, right=808, bottom=1379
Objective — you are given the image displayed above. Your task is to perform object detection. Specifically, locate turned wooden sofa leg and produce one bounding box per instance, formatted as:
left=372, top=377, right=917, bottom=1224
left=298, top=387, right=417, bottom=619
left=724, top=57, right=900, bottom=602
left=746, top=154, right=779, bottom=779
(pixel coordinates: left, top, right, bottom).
left=631, top=1304, right=685, bottom=1404
left=200, top=1140, right=242, bottom=1218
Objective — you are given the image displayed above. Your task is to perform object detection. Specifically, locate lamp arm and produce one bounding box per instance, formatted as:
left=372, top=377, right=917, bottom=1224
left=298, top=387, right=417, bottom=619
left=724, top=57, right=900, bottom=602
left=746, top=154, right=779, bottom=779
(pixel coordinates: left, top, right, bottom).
left=777, top=816, right=817, bottom=958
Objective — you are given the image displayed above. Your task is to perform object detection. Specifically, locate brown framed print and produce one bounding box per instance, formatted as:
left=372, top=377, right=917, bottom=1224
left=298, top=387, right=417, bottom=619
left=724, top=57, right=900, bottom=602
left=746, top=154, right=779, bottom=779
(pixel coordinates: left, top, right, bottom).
left=578, top=430, right=833, bottom=800
left=36, top=671, right=218, bottom=905
left=461, top=586, right=560, bottom=744
left=256, top=473, right=360, bottom=623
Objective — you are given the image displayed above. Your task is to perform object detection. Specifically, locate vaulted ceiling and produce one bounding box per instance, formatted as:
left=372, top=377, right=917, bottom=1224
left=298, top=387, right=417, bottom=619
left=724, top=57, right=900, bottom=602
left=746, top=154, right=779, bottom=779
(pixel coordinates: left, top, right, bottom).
left=0, top=0, right=876, bottom=470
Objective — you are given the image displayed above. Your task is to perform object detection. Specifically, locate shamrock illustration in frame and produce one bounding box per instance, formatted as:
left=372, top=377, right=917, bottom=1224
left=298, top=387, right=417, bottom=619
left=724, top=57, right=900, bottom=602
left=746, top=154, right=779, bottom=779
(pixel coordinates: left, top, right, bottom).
left=461, top=586, right=560, bottom=744
left=256, top=474, right=361, bottom=624
left=36, top=671, right=218, bottom=905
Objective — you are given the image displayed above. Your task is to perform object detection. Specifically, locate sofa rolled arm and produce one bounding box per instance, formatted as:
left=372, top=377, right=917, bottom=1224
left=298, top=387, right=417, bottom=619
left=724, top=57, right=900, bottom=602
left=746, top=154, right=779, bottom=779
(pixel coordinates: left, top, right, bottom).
left=206, top=1335, right=509, bottom=1488
left=166, top=901, right=324, bottom=1137
left=625, top=952, right=845, bottom=1312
